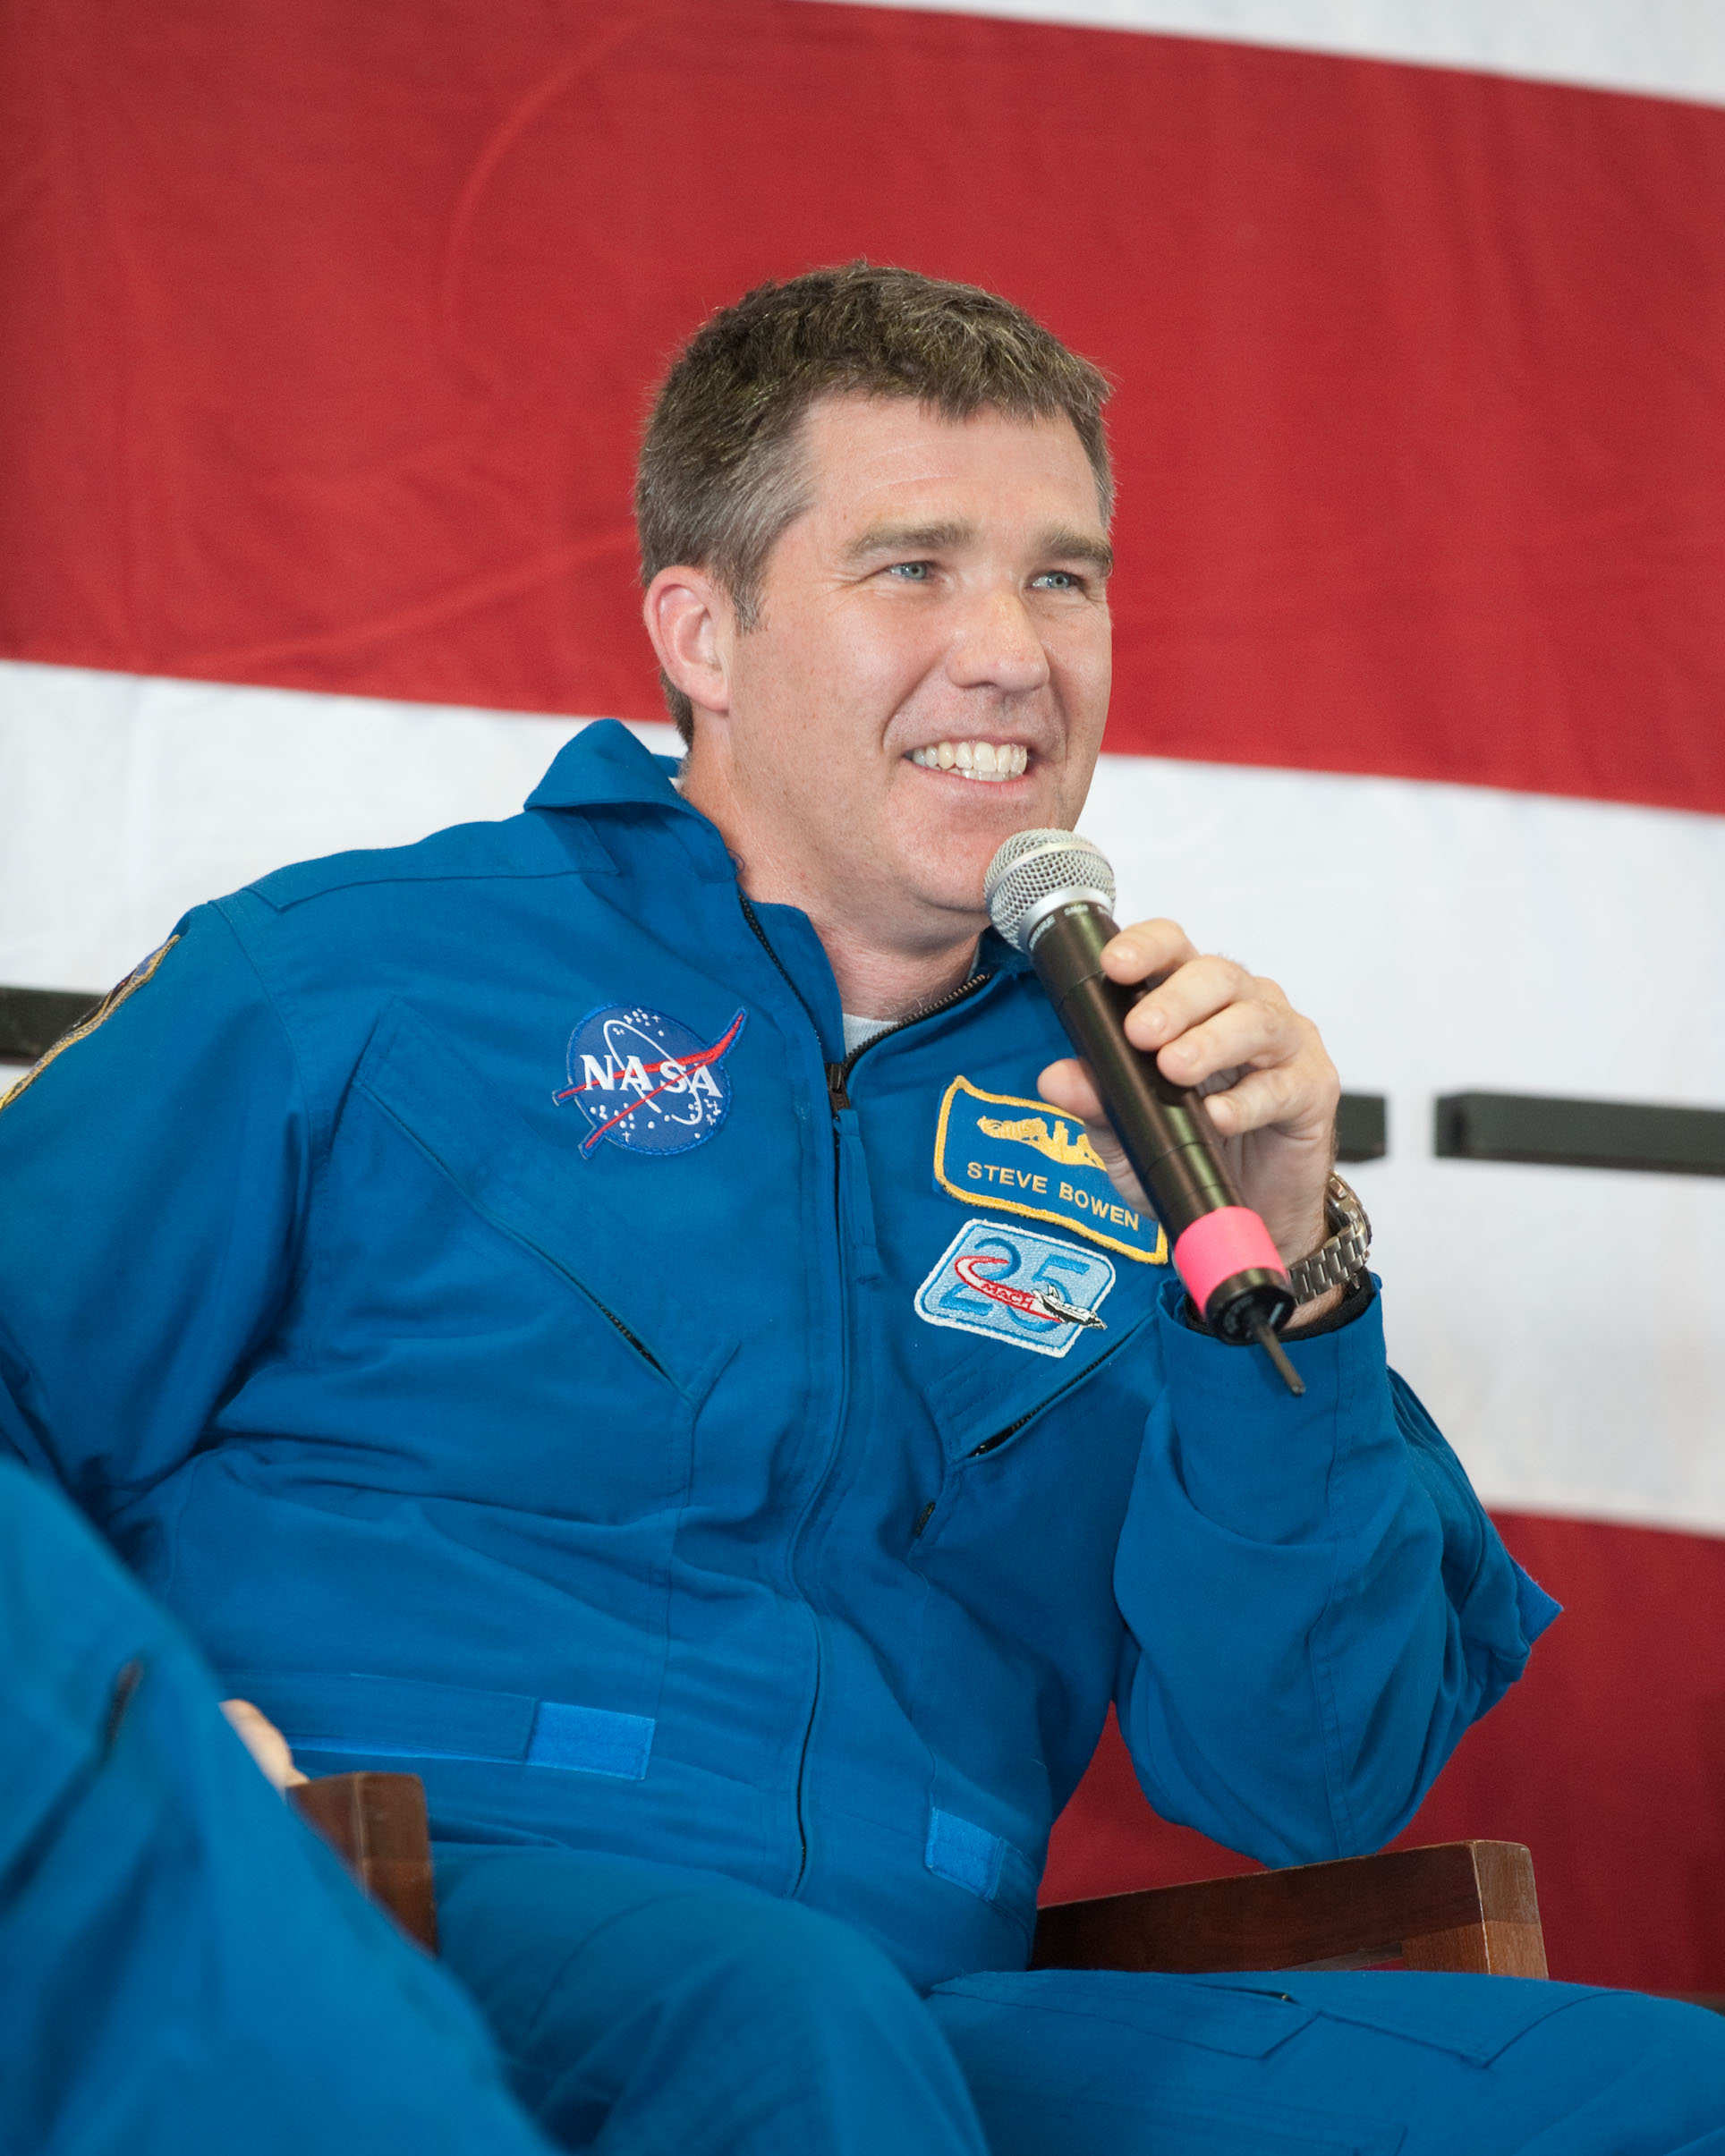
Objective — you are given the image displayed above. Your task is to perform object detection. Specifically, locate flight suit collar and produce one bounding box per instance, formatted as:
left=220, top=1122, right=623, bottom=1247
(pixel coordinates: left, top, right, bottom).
left=524, top=718, right=691, bottom=813
left=523, top=718, right=1034, bottom=986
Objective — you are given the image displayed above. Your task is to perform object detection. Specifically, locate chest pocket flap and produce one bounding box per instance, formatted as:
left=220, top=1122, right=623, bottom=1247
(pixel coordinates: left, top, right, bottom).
left=351, top=998, right=734, bottom=1406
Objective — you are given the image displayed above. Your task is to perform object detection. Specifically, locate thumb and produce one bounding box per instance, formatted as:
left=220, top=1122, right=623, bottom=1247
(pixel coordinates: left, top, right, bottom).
left=1036, top=1059, right=1150, bottom=1214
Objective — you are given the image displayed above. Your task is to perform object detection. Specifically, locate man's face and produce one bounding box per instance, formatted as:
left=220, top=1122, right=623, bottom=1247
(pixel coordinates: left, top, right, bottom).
left=684, top=395, right=1113, bottom=953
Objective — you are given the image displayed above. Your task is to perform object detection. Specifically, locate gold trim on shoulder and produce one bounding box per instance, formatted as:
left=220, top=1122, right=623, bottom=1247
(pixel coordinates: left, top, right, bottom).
left=0, top=936, right=181, bottom=1115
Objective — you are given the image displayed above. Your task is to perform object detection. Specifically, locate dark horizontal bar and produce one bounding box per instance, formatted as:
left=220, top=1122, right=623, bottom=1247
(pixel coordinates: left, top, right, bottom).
left=1435, top=1091, right=1725, bottom=1178
left=0, top=990, right=1394, bottom=1172
left=3, top=991, right=1713, bottom=1185
left=1335, top=1092, right=1387, bottom=1165
left=0, top=986, right=102, bottom=1065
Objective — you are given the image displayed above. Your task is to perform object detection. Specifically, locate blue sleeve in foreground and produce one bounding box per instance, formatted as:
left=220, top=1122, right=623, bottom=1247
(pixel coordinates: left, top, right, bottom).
left=0, top=1456, right=554, bottom=2155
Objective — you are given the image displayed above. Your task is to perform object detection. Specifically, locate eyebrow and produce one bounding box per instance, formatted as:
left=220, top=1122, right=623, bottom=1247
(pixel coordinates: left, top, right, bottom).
left=844, top=518, right=1115, bottom=578
left=1037, top=524, right=1114, bottom=578
left=844, top=519, right=973, bottom=562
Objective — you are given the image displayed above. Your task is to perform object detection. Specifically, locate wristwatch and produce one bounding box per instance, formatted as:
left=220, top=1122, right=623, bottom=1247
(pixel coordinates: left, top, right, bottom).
left=1285, top=1173, right=1372, bottom=1306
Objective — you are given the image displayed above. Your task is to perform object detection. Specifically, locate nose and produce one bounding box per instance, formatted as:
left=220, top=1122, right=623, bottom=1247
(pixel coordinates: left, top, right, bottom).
left=947, top=586, right=1050, bottom=698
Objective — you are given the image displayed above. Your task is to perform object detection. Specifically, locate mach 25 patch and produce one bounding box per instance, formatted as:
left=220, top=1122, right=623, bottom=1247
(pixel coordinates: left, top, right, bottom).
left=914, top=1219, right=1116, bottom=1359
left=932, top=1075, right=1167, bottom=1265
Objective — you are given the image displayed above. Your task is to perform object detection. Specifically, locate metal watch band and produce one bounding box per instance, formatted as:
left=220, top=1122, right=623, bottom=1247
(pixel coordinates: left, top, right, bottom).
left=1285, top=1172, right=1372, bottom=1305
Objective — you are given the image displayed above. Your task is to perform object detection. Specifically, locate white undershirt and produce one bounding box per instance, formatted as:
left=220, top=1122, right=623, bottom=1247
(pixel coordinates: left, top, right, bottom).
left=841, top=1011, right=895, bottom=1057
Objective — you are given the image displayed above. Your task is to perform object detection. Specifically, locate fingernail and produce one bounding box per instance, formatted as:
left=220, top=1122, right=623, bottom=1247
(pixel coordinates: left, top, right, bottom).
left=1111, top=938, right=1141, bottom=968
left=1136, top=1006, right=1166, bottom=1043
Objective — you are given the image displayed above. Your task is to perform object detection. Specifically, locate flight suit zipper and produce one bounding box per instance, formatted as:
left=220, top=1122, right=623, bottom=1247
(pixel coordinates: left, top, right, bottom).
left=823, top=972, right=990, bottom=1111
left=735, top=893, right=837, bottom=1887
left=735, top=894, right=991, bottom=1888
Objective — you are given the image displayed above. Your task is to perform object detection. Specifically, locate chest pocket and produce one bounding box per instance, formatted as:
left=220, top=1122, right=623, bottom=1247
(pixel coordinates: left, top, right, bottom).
left=358, top=1003, right=735, bottom=1373
left=912, top=1231, right=1160, bottom=1467
left=308, top=999, right=737, bottom=1520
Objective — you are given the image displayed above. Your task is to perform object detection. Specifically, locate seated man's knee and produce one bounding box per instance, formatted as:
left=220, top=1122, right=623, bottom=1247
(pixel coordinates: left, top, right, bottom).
left=440, top=1858, right=981, bottom=2150
left=438, top=1851, right=935, bottom=2072
left=649, top=1890, right=925, bottom=2054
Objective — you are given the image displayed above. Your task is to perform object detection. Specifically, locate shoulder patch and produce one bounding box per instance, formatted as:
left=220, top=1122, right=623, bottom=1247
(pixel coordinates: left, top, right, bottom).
left=933, top=1075, right=1168, bottom=1264
left=0, top=937, right=180, bottom=1115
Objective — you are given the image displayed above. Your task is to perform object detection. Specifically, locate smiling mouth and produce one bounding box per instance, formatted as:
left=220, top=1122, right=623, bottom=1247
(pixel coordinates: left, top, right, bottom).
left=907, top=740, right=1030, bottom=783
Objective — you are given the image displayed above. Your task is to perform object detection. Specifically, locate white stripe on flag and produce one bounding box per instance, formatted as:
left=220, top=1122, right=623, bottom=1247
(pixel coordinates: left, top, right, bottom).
left=4, top=659, right=1723, bottom=1534
left=810, top=0, right=1725, bottom=108
left=1082, top=745, right=1725, bottom=1539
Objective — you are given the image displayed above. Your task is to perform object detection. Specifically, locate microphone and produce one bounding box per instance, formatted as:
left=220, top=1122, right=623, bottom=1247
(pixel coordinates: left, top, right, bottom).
left=984, top=829, right=1304, bottom=1396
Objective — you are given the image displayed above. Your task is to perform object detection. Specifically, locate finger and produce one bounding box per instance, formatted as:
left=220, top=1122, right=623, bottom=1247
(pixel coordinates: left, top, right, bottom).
left=1125, top=954, right=1262, bottom=1057
left=1151, top=992, right=1308, bottom=1091
left=1037, top=1059, right=1152, bottom=1212
left=1100, top=919, right=1198, bottom=988
left=1201, top=1059, right=1338, bottom=1142
left=221, top=1697, right=306, bottom=1792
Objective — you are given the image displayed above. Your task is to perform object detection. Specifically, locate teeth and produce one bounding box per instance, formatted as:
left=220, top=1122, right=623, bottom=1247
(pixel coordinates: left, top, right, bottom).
left=909, top=741, right=1028, bottom=782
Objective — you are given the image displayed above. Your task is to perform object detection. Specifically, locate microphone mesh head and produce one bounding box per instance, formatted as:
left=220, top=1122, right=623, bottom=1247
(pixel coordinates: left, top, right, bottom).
left=984, top=829, right=1116, bottom=951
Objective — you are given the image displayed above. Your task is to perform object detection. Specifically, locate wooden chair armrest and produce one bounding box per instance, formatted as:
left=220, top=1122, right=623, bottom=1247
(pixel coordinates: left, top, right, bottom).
left=289, top=1770, right=439, bottom=1954
left=1032, top=1840, right=1547, bottom=1979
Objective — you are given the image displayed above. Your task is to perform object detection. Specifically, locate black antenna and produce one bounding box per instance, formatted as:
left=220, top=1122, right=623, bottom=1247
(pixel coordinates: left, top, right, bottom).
left=1253, top=1320, right=1304, bottom=1397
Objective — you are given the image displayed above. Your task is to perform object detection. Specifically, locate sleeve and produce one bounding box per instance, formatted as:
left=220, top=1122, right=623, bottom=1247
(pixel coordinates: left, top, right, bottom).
left=0, top=904, right=311, bottom=1518
left=1112, top=1277, right=1560, bottom=1867
left=0, top=1454, right=556, bottom=2155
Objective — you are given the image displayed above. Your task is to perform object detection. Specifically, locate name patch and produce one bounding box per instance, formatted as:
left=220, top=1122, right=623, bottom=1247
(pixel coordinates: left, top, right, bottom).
left=914, top=1219, right=1116, bottom=1359
left=555, top=1003, right=746, bottom=1158
left=932, top=1076, right=1168, bottom=1264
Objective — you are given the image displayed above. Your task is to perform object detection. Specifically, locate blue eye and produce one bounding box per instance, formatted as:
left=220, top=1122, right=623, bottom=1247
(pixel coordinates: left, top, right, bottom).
left=887, top=562, right=932, bottom=581
left=1033, top=571, right=1079, bottom=590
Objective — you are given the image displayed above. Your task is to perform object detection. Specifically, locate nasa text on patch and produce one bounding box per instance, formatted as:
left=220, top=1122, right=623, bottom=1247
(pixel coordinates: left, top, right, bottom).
left=932, top=1076, right=1168, bottom=1264
left=914, top=1219, right=1117, bottom=1359
left=555, top=1003, right=746, bottom=1158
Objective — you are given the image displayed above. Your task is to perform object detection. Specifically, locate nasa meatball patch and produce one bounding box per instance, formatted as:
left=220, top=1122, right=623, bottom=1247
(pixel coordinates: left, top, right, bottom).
left=554, top=1003, right=746, bottom=1158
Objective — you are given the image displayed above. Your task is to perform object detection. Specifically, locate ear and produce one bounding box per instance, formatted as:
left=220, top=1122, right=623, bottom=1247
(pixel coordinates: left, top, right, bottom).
left=642, top=566, right=732, bottom=721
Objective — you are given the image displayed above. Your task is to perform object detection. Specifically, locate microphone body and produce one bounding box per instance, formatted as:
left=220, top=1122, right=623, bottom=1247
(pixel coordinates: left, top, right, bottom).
left=985, top=832, right=1298, bottom=1357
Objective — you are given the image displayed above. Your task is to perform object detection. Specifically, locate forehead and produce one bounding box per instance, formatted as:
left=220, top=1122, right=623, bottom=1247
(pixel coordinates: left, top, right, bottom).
left=791, top=394, right=1106, bottom=540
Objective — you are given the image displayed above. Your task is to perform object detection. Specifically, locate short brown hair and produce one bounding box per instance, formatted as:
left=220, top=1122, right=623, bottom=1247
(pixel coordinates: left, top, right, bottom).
left=636, top=262, right=1113, bottom=743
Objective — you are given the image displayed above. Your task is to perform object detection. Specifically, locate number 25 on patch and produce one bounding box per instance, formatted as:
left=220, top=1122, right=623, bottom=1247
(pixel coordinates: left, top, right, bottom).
left=913, top=1220, right=1116, bottom=1359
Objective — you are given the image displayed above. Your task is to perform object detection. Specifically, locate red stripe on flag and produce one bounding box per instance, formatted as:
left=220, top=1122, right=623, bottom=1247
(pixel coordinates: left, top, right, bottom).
left=2, top=2, right=1722, bottom=811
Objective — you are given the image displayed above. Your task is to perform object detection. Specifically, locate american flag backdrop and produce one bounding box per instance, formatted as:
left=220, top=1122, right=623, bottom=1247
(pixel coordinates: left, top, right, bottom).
left=3, top=0, right=1723, bottom=1992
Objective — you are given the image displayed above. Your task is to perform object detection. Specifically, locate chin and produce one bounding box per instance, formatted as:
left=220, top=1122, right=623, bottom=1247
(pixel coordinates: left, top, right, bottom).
left=896, top=832, right=1011, bottom=921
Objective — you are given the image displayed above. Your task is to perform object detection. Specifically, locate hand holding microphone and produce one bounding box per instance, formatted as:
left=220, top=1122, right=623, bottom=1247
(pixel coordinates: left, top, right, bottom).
left=985, top=830, right=1340, bottom=1396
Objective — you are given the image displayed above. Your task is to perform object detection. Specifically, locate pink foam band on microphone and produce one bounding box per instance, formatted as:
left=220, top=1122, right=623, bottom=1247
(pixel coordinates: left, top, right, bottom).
left=1173, top=1207, right=1287, bottom=1317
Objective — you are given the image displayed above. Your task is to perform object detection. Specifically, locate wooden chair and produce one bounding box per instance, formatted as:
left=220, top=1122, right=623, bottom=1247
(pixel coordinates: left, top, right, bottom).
left=290, top=1771, right=1547, bottom=1979
left=291, top=1771, right=442, bottom=1956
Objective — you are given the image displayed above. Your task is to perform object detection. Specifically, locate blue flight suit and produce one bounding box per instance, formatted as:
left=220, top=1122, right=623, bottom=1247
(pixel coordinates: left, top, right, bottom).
left=0, top=1452, right=556, bottom=2154
left=3, top=718, right=1721, bottom=2151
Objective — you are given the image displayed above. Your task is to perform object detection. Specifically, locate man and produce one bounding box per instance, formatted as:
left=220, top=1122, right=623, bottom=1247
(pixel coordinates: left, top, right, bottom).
left=3, top=264, right=1721, bottom=2150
